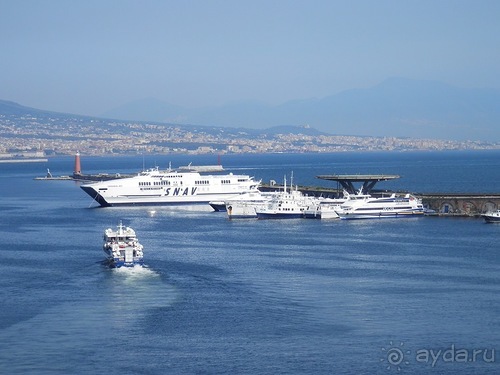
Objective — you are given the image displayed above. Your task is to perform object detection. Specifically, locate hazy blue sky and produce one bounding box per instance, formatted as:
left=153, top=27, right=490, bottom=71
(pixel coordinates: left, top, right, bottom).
left=1, top=0, right=500, bottom=116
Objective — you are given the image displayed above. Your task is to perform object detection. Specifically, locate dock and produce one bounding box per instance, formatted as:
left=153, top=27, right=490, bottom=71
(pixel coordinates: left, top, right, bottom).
left=34, top=151, right=134, bottom=182
left=417, top=193, right=500, bottom=216
left=33, top=152, right=499, bottom=217
left=261, top=173, right=500, bottom=217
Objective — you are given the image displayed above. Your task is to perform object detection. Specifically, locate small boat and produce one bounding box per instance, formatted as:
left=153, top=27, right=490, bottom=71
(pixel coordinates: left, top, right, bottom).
left=335, top=192, right=425, bottom=220
left=103, top=222, right=144, bottom=267
left=482, top=210, right=500, bottom=223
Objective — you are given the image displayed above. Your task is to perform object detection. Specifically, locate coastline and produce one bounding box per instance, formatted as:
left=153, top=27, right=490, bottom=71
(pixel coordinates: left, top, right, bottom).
left=0, top=158, right=48, bottom=163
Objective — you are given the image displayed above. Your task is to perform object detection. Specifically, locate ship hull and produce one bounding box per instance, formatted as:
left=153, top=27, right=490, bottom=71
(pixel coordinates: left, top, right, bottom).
left=338, top=210, right=424, bottom=220
left=256, top=212, right=304, bottom=219
left=105, top=258, right=144, bottom=268
left=83, top=186, right=248, bottom=207
left=483, top=215, right=500, bottom=223
left=81, top=168, right=260, bottom=207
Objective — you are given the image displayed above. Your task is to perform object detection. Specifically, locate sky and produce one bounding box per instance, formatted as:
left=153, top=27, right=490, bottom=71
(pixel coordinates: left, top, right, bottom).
left=1, top=0, right=500, bottom=117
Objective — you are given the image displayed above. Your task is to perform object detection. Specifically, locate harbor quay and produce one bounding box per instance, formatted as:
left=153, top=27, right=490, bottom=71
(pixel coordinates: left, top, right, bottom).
left=417, top=193, right=500, bottom=216
left=35, top=153, right=500, bottom=217
left=260, top=184, right=500, bottom=217
left=36, top=175, right=499, bottom=217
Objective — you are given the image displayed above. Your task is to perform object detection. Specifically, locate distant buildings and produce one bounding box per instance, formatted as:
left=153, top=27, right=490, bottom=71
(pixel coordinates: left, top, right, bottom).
left=0, top=112, right=498, bottom=157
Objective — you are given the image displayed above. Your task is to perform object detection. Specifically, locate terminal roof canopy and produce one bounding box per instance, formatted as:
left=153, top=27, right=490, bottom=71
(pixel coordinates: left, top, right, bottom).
left=316, top=174, right=400, bottom=195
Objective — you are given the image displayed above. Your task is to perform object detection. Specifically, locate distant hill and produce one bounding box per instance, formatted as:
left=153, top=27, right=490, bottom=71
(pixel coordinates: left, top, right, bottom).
left=0, top=99, right=95, bottom=120
left=100, top=78, right=500, bottom=141
left=0, top=99, right=328, bottom=138
left=0, top=100, right=49, bottom=116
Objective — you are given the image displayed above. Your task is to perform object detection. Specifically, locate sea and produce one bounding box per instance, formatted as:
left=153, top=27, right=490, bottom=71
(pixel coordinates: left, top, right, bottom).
left=0, top=150, right=499, bottom=375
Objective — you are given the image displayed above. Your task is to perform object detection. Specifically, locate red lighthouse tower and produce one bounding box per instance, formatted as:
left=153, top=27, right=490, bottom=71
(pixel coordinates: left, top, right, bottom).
left=74, top=151, right=82, bottom=175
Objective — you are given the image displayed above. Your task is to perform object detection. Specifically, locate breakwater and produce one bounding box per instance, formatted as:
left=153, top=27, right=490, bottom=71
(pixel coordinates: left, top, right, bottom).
left=260, top=184, right=500, bottom=217
left=417, top=193, right=500, bottom=216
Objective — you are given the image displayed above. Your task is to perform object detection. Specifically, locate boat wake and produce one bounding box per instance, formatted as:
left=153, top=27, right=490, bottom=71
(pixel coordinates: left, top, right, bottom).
left=112, top=264, right=159, bottom=278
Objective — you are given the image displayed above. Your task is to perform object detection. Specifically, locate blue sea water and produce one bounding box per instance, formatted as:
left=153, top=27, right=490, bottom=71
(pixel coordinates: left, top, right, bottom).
left=0, top=150, right=499, bottom=375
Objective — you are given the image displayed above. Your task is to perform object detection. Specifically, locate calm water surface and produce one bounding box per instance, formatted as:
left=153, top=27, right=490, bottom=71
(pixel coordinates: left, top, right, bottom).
left=0, top=151, right=499, bottom=374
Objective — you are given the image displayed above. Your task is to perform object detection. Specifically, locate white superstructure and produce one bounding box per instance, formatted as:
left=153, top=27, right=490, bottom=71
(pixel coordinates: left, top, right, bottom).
left=335, top=192, right=425, bottom=219
left=255, top=176, right=318, bottom=219
left=303, top=197, right=346, bottom=219
left=81, top=165, right=260, bottom=207
left=225, top=191, right=277, bottom=218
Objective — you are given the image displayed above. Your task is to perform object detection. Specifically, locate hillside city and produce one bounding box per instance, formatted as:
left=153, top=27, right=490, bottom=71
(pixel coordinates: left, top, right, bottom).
left=1, top=112, right=499, bottom=159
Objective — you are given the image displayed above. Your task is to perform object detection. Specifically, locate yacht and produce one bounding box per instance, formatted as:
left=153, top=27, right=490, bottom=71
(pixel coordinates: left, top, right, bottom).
left=335, top=192, right=424, bottom=219
left=81, top=165, right=260, bottom=207
left=103, top=222, right=144, bottom=267
left=482, top=209, right=500, bottom=223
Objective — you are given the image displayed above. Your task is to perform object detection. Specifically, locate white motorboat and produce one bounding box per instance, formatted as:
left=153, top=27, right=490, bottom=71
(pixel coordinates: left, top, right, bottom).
left=335, top=192, right=425, bottom=219
left=482, top=209, right=500, bottom=223
left=103, top=222, right=144, bottom=267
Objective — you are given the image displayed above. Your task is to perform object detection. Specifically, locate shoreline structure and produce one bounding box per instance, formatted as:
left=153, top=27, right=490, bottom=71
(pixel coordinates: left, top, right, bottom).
left=32, top=153, right=500, bottom=217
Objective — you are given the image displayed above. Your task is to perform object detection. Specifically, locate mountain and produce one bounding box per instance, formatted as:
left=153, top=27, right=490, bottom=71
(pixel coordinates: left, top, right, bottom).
left=101, top=78, right=500, bottom=141
left=0, top=100, right=55, bottom=116
left=0, top=99, right=96, bottom=120
left=0, top=99, right=328, bottom=138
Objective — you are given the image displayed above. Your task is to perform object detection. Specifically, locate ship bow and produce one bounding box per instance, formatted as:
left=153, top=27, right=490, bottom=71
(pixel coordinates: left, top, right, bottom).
left=80, top=185, right=111, bottom=207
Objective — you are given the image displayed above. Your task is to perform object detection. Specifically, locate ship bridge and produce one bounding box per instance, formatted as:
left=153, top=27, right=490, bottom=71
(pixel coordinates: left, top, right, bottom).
left=316, top=174, right=400, bottom=195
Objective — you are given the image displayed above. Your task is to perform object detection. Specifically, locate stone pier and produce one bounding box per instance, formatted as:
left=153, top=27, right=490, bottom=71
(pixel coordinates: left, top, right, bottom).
left=418, top=193, right=500, bottom=216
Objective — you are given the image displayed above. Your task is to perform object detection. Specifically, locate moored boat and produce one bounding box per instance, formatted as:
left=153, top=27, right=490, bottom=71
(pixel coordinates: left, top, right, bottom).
left=256, top=176, right=318, bottom=219
left=223, top=191, right=276, bottom=218
left=303, top=197, right=346, bottom=219
left=482, top=210, right=500, bottom=223
left=103, top=222, right=144, bottom=267
left=335, top=192, right=425, bottom=220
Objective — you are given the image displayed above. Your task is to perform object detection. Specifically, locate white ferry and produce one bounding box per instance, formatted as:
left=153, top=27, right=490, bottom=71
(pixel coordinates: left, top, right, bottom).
left=224, top=191, right=277, bottom=218
left=103, top=222, right=144, bottom=267
left=335, top=193, right=425, bottom=219
left=303, top=197, right=346, bottom=219
left=255, top=176, right=318, bottom=219
left=81, top=165, right=260, bottom=207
